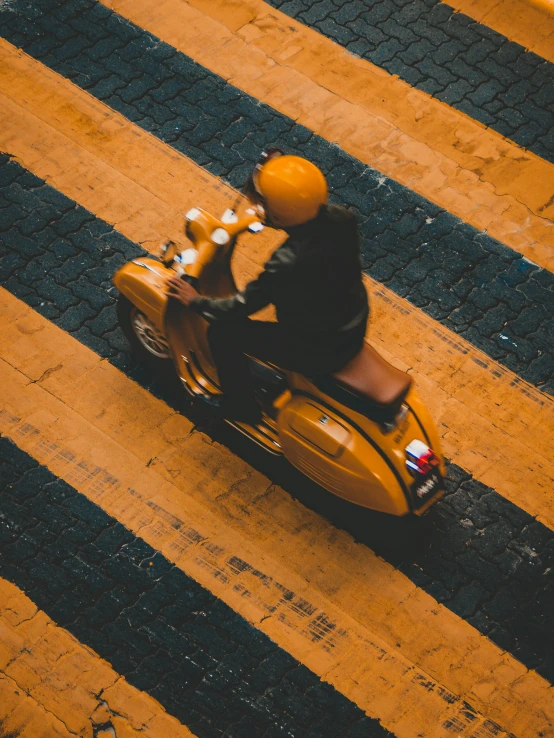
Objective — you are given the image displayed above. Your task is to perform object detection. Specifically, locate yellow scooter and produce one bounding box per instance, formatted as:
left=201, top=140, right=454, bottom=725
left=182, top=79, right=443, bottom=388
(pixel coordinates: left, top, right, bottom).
left=114, top=204, right=446, bottom=516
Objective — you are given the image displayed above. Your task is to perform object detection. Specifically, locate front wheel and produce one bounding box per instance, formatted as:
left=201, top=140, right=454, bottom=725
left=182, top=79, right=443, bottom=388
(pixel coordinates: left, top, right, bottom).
left=116, top=294, right=172, bottom=367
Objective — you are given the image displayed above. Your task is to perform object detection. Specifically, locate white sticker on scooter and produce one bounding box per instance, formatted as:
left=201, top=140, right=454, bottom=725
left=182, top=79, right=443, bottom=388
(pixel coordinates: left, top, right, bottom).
left=179, top=248, right=197, bottom=265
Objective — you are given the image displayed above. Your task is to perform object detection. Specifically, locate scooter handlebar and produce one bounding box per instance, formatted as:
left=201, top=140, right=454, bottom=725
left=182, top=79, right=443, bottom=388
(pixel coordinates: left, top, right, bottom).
left=182, top=209, right=263, bottom=280
left=181, top=238, right=213, bottom=280
left=224, top=211, right=263, bottom=238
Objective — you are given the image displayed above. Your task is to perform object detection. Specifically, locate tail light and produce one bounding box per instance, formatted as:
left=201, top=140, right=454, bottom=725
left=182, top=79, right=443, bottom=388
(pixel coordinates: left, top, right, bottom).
left=405, top=439, right=440, bottom=476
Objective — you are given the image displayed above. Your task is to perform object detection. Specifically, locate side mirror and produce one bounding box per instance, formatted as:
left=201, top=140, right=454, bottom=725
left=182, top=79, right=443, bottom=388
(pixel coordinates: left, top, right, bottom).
left=248, top=222, right=264, bottom=234
left=160, top=240, right=179, bottom=266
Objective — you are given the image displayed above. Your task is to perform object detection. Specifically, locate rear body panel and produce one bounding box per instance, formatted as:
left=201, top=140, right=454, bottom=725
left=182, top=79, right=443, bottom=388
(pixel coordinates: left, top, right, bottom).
left=280, top=377, right=445, bottom=515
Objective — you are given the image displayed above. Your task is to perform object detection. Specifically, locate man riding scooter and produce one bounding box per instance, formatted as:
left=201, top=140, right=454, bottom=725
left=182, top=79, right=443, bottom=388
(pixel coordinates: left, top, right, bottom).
left=115, top=149, right=446, bottom=513
left=167, top=149, right=369, bottom=426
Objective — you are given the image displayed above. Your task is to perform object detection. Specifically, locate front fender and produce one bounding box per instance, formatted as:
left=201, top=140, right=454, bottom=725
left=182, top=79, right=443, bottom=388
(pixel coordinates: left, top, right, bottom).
left=113, top=258, right=170, bottom=331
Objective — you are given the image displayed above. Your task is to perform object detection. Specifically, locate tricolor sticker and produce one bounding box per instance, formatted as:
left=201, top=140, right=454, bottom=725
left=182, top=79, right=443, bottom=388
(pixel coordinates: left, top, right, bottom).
left=405, top=439, right=442, bottom=505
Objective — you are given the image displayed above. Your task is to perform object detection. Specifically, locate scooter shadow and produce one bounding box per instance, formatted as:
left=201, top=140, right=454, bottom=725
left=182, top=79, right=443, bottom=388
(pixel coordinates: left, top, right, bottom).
left=213, top=420, right=436, bottom=565
left=138, top=362, right=439, bottom=565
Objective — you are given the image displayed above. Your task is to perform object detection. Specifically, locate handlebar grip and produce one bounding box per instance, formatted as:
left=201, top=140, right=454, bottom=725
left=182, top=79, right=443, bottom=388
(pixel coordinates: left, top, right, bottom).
left=174, top=264, right=199, bottom=288
left=182, top=274, right=199, bottom=289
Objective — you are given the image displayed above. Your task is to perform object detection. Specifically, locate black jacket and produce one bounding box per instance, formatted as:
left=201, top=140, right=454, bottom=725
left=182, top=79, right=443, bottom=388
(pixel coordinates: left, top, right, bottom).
left=191, top=205, right=369, bottom=359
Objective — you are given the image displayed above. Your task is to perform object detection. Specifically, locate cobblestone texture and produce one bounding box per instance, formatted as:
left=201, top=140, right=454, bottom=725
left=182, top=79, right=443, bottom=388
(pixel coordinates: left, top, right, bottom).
left=0, top=437, right=392, bottom=738
left=384, top=459, right=553, bottom=679
left=267, top=0, right=554, bottom=163
left=0, top=159, right=553, bottom=681
left=260, top=445, right=554, bottom=682
left=1, top=1, right=553, bottom=391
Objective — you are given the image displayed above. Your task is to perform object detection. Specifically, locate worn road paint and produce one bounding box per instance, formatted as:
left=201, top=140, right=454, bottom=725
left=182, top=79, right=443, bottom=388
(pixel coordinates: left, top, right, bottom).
left=100, top=0, right=554, bottom=269
left=0, top=437, right=393, bottom=738
left=444, top=0, right=554, bottom=63
left=0, top=46, right=552, bottom=527
left=1, top=291, right=552, bottom=736
left=0, top=578, right=196, bottom=738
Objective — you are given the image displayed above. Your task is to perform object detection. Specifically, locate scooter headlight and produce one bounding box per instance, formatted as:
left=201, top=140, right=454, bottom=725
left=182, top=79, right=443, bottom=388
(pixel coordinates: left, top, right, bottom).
left=160, top=240, right=179, bottom=266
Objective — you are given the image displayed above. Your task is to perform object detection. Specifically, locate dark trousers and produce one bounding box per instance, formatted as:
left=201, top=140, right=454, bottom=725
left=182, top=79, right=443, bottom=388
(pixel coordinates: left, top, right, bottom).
left=207, top=320, right=362, bottom=416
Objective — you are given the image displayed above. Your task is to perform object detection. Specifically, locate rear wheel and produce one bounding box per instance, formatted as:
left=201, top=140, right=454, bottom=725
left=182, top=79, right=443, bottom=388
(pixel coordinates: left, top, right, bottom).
left=116, top=294, right=171, bottom=367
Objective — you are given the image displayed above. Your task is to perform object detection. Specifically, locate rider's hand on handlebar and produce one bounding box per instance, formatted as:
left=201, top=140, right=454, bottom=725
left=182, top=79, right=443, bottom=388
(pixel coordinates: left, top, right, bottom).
left=167, top=276, right=199, bottom=306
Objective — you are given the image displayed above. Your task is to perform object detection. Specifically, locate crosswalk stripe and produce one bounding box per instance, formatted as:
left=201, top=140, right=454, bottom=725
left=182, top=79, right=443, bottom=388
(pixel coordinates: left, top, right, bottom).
left=1, top=43, right=552, bottom=528
left=261, top=0, right=554, bottom=164
left=2, top=11, right=552, bottom=392
left=0, top=437, right=394, bottom=738
left=102, top=0, right=554, bottom=270
left=2, top=155, right=553, bottom=679
left=1, top=289, right=552, bottom=736
left=0, top=577, right=196, bottom=738
left=444, top=0, right=554, bottom=63
left=1, top=2, right=553, bottom=733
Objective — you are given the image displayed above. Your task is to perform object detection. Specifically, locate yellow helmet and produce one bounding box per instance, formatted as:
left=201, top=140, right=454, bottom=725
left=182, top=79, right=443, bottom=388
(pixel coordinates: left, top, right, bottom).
left=246, top=149, right=328, bottom=228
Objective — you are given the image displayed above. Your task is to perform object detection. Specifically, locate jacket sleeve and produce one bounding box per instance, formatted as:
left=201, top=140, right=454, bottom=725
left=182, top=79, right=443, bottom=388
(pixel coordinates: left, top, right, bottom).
left=189, top=246, right=290, bottom=322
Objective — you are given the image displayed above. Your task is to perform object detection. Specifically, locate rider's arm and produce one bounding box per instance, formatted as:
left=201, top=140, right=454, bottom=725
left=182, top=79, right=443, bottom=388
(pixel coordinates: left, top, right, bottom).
left=189, top=245, right=291, bottom=321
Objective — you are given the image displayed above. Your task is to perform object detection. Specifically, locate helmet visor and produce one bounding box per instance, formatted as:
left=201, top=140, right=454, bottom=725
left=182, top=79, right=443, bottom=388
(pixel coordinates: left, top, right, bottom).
left=247, top=148, right=283, bottom=195
left=244, top=148, right=283, bottom=223
left=243, top=174, right=266, bottom=218
left=256, top=147, right=283, bottom=169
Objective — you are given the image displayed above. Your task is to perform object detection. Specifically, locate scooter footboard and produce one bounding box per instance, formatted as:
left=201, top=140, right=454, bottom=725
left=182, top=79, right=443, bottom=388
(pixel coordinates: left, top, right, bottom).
left=278, top=395, right=412, bottom=516
left=113, top=258, right=170, bottom=330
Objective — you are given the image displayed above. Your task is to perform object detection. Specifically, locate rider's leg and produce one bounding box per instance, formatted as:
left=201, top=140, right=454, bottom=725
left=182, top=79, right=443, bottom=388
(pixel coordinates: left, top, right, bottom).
left=208, top=319, right=365, bottom=422
left=207, top=320, right=300, bottom=422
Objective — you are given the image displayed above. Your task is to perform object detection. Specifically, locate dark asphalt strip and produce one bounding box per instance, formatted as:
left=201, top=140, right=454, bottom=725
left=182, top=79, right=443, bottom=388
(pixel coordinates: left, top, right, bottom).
left=0, top=0, right=553, bottom=392
left=1, top=157, right=553, bottom=681
left=0, top=437, right=393, bottom=738
left=266, top=0, right=554, bottom=164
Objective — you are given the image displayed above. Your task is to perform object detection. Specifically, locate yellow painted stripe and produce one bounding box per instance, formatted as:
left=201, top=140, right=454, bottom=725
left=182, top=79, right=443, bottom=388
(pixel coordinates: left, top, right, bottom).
left=525, top=0, right=554, bottom=12
left=445, top=0, right=554, bottom=62
left=0, top=577, right=196, bottom=738
left=1, top=43, right=553, bottom=527
left=101, top=0, right=554, bottom=270
left=1, top=290, right=552, bottom=737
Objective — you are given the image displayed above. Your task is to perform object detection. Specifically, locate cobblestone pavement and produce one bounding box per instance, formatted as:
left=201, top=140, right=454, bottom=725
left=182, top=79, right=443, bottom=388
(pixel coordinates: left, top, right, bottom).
left=1, top=157, right=552, bottom=682
left=0, top=0, right=553, bottom=392
left=1, top=0, right=553, bottom=734
left=267, top=0, right=554, bottom=163
left=0, top=437, right=393, bottom=738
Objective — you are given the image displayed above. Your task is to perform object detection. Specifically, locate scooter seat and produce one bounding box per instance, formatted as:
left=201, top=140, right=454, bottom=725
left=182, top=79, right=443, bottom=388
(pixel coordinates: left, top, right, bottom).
left=331, top=343, right=412, bottom=409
